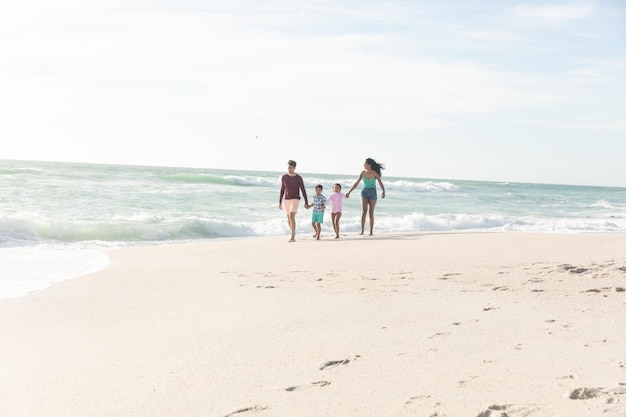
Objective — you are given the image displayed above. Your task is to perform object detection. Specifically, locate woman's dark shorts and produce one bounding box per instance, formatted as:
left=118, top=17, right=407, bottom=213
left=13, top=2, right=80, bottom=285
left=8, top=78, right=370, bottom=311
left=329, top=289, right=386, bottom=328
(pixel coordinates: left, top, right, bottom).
left=361, top=187, right=377, bottom=201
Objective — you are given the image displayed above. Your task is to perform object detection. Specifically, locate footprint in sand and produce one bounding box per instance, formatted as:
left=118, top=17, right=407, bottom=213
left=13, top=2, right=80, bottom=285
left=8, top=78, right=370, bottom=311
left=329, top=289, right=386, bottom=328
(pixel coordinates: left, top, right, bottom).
left=319, top=358, right=351, bottom=370
left=569, top=387, right=602, bottom=399
left=439, top=272, right=460, bottom=280
left=452, top=319, right=479, bottom=326
left=285, top=357, right=357, bottom=392
left=476, top=404, right=546, bottom=417
left=458, top=376, right=478, bottom=387
left=568, top=386, right=626, bottom=412
left=570, top=386, right=626, bottom=399
left=223, top=405, right=268, bottom=417
left=476, top=404, right=510, bottom=417
left=583, top=339, right=607, bottom=347
left=405, top=395, right=447, bottom=417
left=285, top=381, right=331, bottom=392
left=556, top=373, right=576, bottom=387
left=558, top=264, right=589, bottom=274
left=405, top=394, right=431, bottom=404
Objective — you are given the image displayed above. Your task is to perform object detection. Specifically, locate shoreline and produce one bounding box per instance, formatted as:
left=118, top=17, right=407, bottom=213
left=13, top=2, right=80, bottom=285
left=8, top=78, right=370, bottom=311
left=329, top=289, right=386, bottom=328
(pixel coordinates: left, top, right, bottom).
left=0, top=230, right=603, bottom=299
left=1, top=231, right=626, bottom=416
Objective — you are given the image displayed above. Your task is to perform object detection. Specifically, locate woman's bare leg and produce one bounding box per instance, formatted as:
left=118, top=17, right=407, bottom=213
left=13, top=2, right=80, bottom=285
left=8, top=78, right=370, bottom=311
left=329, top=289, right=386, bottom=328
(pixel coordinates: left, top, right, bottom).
left=360, top=198, right=368, bottom=235
left=368, top=200, right=377, bottom=235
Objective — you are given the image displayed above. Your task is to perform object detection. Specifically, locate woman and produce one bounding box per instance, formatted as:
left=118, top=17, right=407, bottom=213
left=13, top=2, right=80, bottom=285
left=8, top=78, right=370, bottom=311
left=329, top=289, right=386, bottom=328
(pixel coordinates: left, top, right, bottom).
left=346, top=158, right=386, bottom=236
left=278, top=160, right=309, bottom=242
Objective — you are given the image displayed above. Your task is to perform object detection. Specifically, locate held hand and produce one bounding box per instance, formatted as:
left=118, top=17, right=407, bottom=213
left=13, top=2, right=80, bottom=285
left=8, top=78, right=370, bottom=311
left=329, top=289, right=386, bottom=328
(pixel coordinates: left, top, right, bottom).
left=345, top=192, right=350, bottom=198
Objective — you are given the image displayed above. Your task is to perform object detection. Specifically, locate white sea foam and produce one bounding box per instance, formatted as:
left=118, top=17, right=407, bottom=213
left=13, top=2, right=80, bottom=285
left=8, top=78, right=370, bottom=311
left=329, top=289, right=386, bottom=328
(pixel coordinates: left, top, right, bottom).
left=224, top=175, right=279, bottom=187
left=0, top=246, right=109, bottom=300
left=385, top=180, right=461, bottom=193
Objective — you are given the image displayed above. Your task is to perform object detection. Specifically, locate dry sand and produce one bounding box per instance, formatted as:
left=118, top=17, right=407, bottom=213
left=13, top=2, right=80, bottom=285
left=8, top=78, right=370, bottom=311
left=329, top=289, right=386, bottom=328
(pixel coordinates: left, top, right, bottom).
left=1, top=232, right=626, bottom=417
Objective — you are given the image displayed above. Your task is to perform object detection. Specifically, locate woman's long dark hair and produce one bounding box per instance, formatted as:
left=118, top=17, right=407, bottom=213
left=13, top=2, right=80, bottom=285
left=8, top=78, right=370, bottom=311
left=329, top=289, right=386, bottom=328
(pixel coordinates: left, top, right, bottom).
left=366, top=158, right=385, bottom=177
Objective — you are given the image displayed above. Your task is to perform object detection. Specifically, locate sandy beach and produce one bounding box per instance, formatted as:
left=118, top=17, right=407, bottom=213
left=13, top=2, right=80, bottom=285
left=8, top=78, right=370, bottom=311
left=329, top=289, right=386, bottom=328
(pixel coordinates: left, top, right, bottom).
left=1, top=232, right=625, bottom=417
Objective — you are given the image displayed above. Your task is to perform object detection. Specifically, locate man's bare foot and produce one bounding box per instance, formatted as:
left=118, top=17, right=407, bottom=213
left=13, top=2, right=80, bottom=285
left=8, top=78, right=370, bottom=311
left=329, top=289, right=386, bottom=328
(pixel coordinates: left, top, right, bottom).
left=289, top=238, right=295, bottom=242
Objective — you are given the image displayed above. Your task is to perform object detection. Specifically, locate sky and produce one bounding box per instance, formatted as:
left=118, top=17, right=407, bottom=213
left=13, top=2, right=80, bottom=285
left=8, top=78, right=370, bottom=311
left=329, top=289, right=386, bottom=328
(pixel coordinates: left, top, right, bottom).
left=1, top=0, right=625, bottom=187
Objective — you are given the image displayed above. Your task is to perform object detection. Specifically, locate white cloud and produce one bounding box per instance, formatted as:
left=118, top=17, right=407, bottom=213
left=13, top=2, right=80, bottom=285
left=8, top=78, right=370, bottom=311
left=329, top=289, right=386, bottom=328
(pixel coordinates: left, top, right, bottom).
left=1, top=0, right=624, bottom=185
left=513, top=3, right=594, bottom=20
left=1, top=3, right=559, bottom=136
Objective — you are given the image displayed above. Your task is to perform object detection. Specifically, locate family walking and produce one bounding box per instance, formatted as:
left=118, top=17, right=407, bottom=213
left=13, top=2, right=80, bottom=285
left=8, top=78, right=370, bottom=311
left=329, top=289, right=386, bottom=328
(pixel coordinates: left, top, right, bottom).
left=278, top=158, right=386, bottom=242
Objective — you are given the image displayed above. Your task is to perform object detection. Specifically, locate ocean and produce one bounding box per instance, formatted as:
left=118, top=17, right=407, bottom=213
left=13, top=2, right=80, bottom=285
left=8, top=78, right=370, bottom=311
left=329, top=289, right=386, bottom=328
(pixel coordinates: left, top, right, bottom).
left=1, top=159, right=625, bottom=300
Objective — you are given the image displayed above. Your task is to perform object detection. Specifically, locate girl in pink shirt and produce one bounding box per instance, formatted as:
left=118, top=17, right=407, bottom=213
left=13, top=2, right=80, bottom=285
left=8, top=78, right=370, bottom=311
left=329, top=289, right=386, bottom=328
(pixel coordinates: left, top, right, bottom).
left=327, top=183, right=347, bottom=238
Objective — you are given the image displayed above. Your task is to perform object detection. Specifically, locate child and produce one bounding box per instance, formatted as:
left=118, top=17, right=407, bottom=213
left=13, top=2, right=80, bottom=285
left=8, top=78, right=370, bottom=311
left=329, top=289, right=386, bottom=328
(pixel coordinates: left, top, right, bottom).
left=309, top=184, right=327, bottom=240
left=327, top=183, right=346, bottom=238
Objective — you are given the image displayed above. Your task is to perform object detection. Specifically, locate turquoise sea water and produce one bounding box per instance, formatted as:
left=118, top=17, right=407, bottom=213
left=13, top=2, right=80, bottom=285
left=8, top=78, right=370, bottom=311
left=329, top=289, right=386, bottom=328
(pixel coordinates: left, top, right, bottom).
left=1, top=159, right=626, bottom=299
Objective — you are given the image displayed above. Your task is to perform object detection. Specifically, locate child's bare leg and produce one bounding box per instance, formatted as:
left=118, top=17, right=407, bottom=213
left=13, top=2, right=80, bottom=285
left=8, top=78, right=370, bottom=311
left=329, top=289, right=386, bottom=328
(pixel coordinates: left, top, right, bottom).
left=333, top=212, right=342, bottom=238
